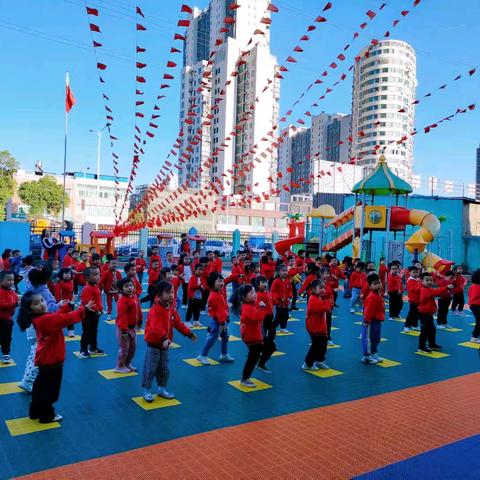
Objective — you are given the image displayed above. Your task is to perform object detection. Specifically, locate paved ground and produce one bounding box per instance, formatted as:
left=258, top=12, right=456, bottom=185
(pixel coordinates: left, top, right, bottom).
left=1, top=281, right=479, bottom=479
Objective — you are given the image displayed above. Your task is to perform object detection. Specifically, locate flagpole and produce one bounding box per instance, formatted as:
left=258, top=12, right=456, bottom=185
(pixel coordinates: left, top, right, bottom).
left=61, top=72, right=69, bottom=226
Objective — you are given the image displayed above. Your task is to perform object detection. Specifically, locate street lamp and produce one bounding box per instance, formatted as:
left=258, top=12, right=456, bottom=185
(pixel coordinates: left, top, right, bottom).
left=89, top=124, right=110, bottom=229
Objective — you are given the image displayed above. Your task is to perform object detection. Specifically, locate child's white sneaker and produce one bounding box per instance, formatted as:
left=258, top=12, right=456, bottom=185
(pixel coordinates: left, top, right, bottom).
left=193, top=321, right=202, bottom=327
left=403, top=327, right=410, bottom=333
left=113, top=367, right=131, bottom=373
left=218, top=354, right=235, bottom=363
left=280, top=328, right=289, bottom=334
left=240, top=379, right=256, bottom=388
left=67, top=330, right=75, bottom=338
left=52, top=414, right=63, bottom=422
left=143, top=390, right=154, bottom=403
left=437, top=324, right=446, bottom=330
left=327, top=340, right=334, bottom=346
left=350, top=308, right=355, bottom=313
left=302, top=362, right=319, bottom=371
left=2, top=355, right=11, bottom=364
left=315, top=361, right=330, bottom=370
left=107, top=314, right=112, bottom=321
left=185, top=321, right=193, bottom=328
left=361, top=355, right=378, bottom=364
left=157, top=387, right=174, bottom=399
left=371, top=353, right=383, bottom=363
left=196, top=355, right=211, bottom=366
left=470, top=337, right=480, bottom=343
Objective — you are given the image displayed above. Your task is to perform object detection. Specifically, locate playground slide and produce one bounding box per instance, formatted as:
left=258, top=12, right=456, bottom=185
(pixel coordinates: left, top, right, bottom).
left=322, top=205, right=453, bottom=270
left=275, top=221, right=305, bottom=256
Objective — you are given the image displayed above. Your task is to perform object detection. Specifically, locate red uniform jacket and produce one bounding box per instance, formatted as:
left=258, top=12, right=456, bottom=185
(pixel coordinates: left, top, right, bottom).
left=387, top=273, right=403, bottom=293
left=208, top=290, right=229, bottom=324
left=329, top=266, right=345, bottom=289
left=75, top=261, right=87, bottom=286
left=229, top=264, right=246, bottom=284
left=306, top=295, right=329, bottom=335
left=322, top=282, right=335, bottom=311
left=363, top=290, right=385, bottom=323
left=149, top=254, right=162, bottom=269
left=100, top=270, right=122, bottom=294
left=256, top=290, right=274, bottom=317
left=271, top=277, right=293, bottom=308
left=378, top=264, right=389, bottom=285
left=54, top=279, right=74, bottom=302
left=144, top=303, right=191, bottom=348
left=148, top=268, right=160, bottom=287
left=131, top=276, right=142, bottom=296
left=80, top=284, right=103, bottom=312
left=260, top=261, right=276, bottom=280
left=468, top=284, right=480, bottom=306
left=213, top=257, right=223, bottom=273
left=33, top=305, right=85, bottom=366
left=349, top=271, right=366, bottom=289
left=298, top=274, right=317, bottom=296
left=187, top=275, right=203, bottom=299
left=116, top=295, right=142, bottom=330
left=453, top=275, right=467, bottom=294
left=171, top=276, right=181, bottom=306
left=436, top=278, right=454, bottom=299
left=418, top=286, right=449, bottom=314
left=0, top=288, right=18, bottom=322
left=62, top=254, right=74, bottom=268
left=240, top=303, right=264, bottom=344
left=406, top=277, right=421, bottom=304
left=136, top=257, right=146, bottom=273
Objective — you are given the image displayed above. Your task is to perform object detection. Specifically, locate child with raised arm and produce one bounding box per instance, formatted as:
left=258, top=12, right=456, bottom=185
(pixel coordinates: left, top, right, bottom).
left=271, top=264, right=293, bottom=334
left=99, top=259, right=122, bottom=320
left=141, top=259, right=161, bottom=306
left=115, top=278, right=142, bottom=373
left=17, top=291, right=94, bottom=423
left=54, top=268, right=76, bottom=338
left=256, top=276, right=275, bottom=373
left=361, top=274, right=385, bottom=365
left=196, top=273, right=234, bottom=365
left=239, top=284, right=264, bottom=388
left=417, top=271, right=453, bottom=353
left=0, top=271, right=18, bottom=364
left=186, top=263, right=205, bottom=327
left=80, top=267, right=104, bottom=358
left=451, top=265, right=467, bottom=316
left=141, top=281, right=197, bottom=402
left=124, top=263, right=142, bottom=297
left=436, top=270, right=455, bottom=329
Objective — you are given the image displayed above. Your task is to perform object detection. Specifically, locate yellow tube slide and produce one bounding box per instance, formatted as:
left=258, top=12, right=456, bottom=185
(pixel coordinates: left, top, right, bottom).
left=404, top=209, right=441, bottom=253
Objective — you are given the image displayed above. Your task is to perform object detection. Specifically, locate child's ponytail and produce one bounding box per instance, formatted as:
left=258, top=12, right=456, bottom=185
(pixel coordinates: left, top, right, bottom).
left=16, top=291, right=36, bottom=331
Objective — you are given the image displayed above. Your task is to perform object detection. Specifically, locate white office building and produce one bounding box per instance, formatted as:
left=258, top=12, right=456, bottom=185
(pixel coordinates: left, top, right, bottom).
left=178, top=0, right=279, bottom=195
left=351, top=39, right=417, bottom=181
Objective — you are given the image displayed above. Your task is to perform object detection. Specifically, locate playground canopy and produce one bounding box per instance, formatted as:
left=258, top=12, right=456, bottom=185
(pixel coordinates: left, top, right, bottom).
left=352, top=154, right=413, bottom=196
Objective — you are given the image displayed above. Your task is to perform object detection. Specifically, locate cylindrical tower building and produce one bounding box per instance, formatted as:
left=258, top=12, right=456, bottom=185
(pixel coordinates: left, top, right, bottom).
left=351, top=39, right=417, bottom=181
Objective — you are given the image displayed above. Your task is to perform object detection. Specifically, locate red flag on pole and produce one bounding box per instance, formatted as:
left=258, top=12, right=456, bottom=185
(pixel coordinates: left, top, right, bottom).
left=65, top=73, right=76, bottom=113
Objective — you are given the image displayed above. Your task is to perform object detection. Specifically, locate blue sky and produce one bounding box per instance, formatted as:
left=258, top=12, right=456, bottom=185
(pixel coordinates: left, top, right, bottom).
left=0, top=0, right=479, bottom=188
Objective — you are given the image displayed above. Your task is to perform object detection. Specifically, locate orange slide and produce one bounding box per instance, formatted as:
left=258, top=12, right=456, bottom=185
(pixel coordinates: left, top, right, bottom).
left=275, top=221, right=305, bottom=256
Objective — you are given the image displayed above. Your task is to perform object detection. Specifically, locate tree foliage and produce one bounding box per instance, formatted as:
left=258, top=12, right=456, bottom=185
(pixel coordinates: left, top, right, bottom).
left=18, top=175, right=69, bottom=217
left=0, top=150, right=19, bottom=219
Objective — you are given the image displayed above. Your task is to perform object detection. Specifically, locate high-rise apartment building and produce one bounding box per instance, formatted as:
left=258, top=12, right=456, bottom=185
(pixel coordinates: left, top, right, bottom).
left=351, top=39, right=417, bottom=181
left=178, top=0, right=279, bottom=195
left=278, top=112, right=351, bottom=205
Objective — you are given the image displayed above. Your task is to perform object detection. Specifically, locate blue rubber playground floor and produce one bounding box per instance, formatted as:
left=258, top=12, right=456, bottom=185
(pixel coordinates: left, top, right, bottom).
left=0, top=281, right=479, bottom=479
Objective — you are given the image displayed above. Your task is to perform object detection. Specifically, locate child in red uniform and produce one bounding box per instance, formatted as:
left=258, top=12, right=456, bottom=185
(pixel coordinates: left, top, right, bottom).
left=74, top=251, right=88, bottom=295
left=141, top=259, right=161, bottom=306
left=404, top=266, right=421, bottom=332
left=100, top=259, right=122, bottom=320
left=361, top=274, right=385, bottom=364
left=436, top=270, right=455, bottom=329
left=149, top=246, right=162, bottom=270
left=255, top=276, right=275, bottom=373
left=186, top=263, right=205, bottom=327
left=61, top=247, right=75, bottom=268
left=329, top=258, right=344, bottom=306
left=451, top=265, right=467, bottom=316
left=298, top=263, right=320, bottom=298
left=387, top=263, right=403, bottom=319
left=213, top=251, right=223, bottom=274
left=178, top=254, right=192, bottom=308
left=17, top=291, right=94, bottom=423
left=114, top=278, right=142, bottom=373
left=349, top=262, right=366, bottom=313
left=468, top=269, right=480, bottom=343
left=80, top=267, right=104, bottom=358
left=378, top=258, right=389, bottom=296
left=170, top=264, right=182, bottom=308
left=287, top=256, right=301, bottom=311
left=135, top=250, right=147, bottom=284
left=54, top=268, right=76, bottom=338
left=141, top=281, right=197, bottom=402
left=260, top=253, right=276, bottom=286
left=0, top=272, right=18, bottom=364
left=124, top=263, right=142, bottom=297
left=239, top=284, right=265, bottom=388
left=196, top=273, right=234, bottom=365
left=320, top=267, right=336, bottom=346
left=303, top=279, right=331, bottom=371
left=229, top=256, right=244, bottom=306
left=271, top=264, right=293, bottom=334
left=417, top=272, right=453, bottom=353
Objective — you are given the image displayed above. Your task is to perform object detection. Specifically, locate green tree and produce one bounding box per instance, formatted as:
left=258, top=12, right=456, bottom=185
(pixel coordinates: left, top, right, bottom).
left=0, top=150, right=19, bottom=219
left=18, top=175, right=69, bottom=217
